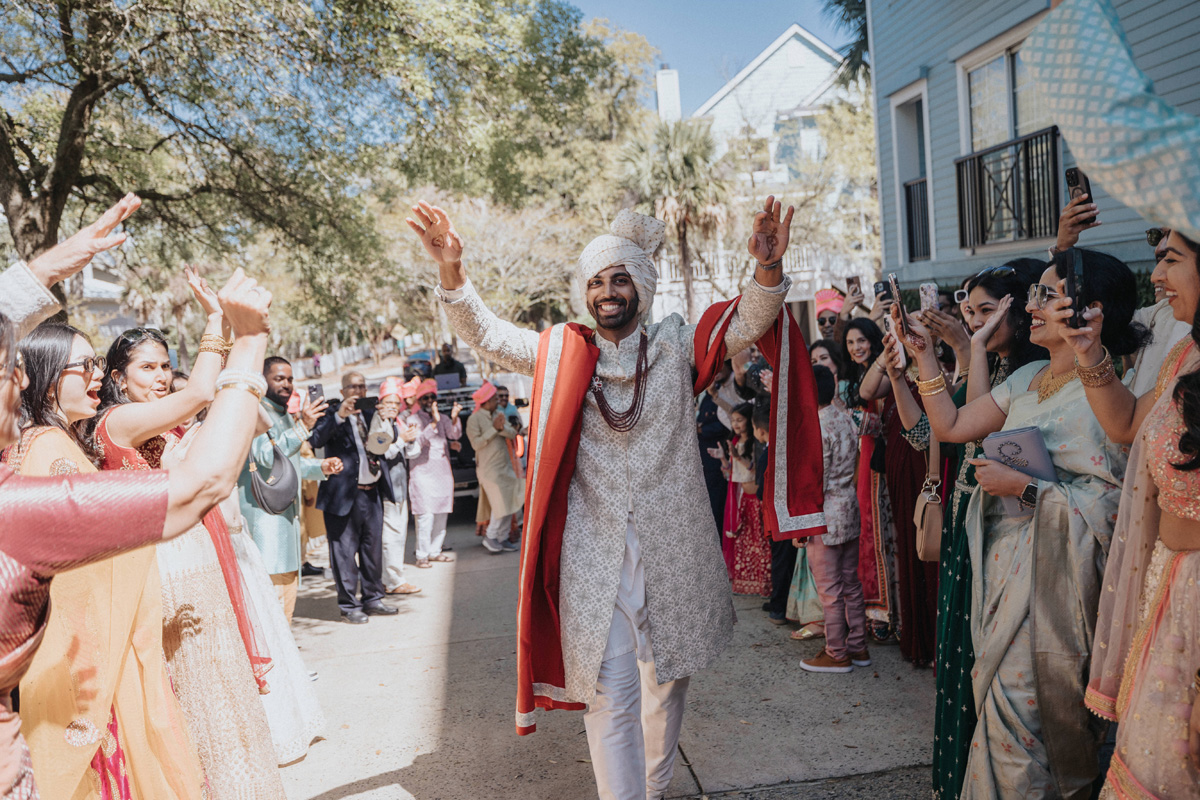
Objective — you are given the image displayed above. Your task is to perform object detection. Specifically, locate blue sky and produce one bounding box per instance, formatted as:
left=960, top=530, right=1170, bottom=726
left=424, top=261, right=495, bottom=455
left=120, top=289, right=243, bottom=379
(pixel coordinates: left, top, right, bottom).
left=571, top=0, right=853, bottom=116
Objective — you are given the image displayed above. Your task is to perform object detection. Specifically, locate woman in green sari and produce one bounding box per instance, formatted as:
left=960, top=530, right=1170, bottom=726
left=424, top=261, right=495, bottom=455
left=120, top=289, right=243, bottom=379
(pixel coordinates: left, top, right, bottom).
left=893, top=250, right=1147, bottom=799
left=885, top=262, right=1046, bottom=799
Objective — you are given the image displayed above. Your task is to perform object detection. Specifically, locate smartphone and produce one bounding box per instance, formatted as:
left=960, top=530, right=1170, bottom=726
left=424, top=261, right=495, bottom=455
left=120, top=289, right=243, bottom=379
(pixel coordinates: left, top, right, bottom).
left=356, top=396, right=378, bottom=415
left=873, top=280, right=892, bottom=302
left=888, top=273, right=911, bottom=336
left=307, top=384, right=324, bottom=405
left=919, top=283, right=939, bottom=313
left=846, top=276, right=862, bottom=297
left=1059, top=248, right=1087, bottom=329
left=882, top=316, right=906, bottom=369
left=1065, top=167, right=1096, bottom=226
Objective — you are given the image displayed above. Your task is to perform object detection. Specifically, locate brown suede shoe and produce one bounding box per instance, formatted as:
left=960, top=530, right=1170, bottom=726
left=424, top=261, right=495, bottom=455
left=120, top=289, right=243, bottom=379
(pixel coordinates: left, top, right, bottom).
left=800, top=649, right=853, bottom=674
left=850, top=648, right=872, bottom=667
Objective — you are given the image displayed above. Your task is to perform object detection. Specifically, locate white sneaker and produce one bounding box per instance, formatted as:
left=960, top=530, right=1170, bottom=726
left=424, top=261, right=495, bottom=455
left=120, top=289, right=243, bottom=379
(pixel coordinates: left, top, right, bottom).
left=481, top=538, right=503, bottom=554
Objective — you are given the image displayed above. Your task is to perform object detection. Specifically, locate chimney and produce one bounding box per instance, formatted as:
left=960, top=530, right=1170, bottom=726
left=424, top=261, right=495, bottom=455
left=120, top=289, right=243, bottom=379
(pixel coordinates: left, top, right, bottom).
left=655, top=66, right=682, bottom=123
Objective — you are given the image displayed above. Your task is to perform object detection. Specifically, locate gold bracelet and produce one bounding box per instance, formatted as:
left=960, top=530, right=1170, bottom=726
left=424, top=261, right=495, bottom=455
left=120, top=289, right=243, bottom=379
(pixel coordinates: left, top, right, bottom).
left=918, top=383, right=947, bottom=398
left=216, top=381, right=264, bottom=401
left=957, top=367, right=970, bottom=380
left=1075, top=347, right=1115, bottom=388
left=1193, top=668, right=1200, bottom=695
left=915, top=374, right=946, bottom=394
left=200, top=333, right=232, bottom=353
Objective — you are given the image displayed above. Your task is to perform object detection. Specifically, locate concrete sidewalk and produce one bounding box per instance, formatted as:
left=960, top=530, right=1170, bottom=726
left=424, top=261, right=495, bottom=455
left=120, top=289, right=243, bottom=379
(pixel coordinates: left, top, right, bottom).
left=279, top=512, right=934, bottom=799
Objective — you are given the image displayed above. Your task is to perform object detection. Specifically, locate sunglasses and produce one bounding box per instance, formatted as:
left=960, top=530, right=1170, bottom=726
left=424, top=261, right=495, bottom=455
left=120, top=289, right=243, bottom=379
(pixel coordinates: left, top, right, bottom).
left=1147, top=228, right=1168, bottom=247
left=1027, top=283, right=1065, bottom=309
left=817, top=314, right=838, bottom=325
left=63, top=355, right=107, bottom=375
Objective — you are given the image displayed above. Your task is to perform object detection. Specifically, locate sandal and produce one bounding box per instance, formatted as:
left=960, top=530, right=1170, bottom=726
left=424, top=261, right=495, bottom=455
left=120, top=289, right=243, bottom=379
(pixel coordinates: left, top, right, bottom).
left=415, top=558, right=432, bottom=569
left=791, top=623, right=826, bottom=641
left=429, top=554, right=455, bottom=563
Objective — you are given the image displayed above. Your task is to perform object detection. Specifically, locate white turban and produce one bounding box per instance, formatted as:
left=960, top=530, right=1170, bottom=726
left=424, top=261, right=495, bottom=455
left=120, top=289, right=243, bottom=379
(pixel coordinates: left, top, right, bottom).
left=577, top=209, right=666, bottom=320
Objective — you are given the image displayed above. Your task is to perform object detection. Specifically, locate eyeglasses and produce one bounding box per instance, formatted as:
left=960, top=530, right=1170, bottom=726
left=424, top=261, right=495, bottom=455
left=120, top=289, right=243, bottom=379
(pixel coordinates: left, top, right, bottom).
left=1147, top=228, right=1168, bottom=247
left=63, top=355, right=107, bottom=375
left=1027, top=283, right=1065, bottom=309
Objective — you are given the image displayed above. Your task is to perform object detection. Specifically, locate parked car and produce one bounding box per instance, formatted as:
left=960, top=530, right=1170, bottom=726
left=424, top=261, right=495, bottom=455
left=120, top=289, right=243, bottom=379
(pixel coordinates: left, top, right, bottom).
left=403, top=349, right=434, bottom=380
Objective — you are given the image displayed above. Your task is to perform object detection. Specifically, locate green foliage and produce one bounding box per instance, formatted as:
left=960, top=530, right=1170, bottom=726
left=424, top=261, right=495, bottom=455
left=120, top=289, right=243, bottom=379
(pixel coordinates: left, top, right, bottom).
left=822, top=0, right=869, bottom=87
left=620, top=119, right=729, bottom=322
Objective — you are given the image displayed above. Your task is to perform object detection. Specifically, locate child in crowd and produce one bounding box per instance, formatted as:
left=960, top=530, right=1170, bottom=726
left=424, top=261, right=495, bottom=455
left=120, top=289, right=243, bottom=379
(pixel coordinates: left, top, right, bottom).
left=726, top=404, right=773, bottom=596
left=755, top=404, right=796, bottom=624
left=800, top=365, right=870, bottom=673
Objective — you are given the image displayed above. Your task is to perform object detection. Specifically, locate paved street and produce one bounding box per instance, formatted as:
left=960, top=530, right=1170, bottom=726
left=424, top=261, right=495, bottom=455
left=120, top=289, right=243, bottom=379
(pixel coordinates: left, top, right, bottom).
left=280, top=511, right=935, bottom=799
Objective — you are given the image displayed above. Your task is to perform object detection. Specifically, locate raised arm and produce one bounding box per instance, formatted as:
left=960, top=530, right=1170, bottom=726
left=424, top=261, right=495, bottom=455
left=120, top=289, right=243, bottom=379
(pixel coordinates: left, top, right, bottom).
left=105, top=267, right=230, bottom=448
left=407, top=201, right=539, bottom=376
left=1057, top=301, right=1155, bottom=444
left=882, top=335, right=924, bottom=431
left=898, top=306, right=1008, bottom=443
left=694, top=197, right=794, bottom=360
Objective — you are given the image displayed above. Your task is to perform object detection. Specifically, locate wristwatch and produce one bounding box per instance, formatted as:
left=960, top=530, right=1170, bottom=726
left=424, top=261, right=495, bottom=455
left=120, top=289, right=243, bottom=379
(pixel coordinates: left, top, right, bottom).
left=1017, top=482, right=1039, bottom=511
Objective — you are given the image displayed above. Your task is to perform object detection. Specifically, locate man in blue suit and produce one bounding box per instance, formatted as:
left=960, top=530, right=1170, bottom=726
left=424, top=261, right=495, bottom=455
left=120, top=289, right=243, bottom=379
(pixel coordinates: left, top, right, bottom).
left=310, top=371, right=400, bottom=623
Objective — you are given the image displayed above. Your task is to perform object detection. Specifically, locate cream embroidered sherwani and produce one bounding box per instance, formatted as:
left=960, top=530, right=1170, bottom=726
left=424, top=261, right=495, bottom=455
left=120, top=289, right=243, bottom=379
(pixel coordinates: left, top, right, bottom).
left=438, top=276, right=790, bottom=702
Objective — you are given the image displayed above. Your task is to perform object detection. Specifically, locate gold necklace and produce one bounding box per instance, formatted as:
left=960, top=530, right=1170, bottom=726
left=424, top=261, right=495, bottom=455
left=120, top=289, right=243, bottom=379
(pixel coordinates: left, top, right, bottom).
left=1036, top=365, right=1078, bottom=403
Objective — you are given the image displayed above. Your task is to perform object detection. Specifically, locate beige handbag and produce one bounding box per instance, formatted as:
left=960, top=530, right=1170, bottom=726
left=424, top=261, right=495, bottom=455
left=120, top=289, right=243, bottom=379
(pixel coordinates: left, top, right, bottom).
left=913, top=430, right=943, bottom=562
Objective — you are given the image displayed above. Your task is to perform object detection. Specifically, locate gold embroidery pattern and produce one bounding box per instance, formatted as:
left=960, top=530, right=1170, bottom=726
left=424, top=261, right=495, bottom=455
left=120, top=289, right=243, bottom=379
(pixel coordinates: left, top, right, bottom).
left=65, top=718, right=101, bottom=747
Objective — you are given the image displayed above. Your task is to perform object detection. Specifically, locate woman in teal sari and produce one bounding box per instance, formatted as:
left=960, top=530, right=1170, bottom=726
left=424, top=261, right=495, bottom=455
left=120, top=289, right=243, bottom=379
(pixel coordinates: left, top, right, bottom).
left=894, top=250, right=1147, bottom=799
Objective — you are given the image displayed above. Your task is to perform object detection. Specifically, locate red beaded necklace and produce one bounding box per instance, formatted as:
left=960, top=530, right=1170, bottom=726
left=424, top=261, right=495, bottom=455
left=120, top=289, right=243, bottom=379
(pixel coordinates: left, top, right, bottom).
left=590, top=329, right=649, bottom=432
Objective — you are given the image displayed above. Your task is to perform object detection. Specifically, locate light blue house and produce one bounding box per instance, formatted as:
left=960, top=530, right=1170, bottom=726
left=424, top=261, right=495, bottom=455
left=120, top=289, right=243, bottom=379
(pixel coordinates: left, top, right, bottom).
left=867, top=0, right=1200, bottom=285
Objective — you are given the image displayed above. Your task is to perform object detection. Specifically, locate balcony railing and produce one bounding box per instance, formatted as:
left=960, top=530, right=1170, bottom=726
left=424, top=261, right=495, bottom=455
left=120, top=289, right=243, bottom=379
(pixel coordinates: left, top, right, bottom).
left=955, top=126, right=1060, bottom=248
left=904, top=177, right=930, bottom=261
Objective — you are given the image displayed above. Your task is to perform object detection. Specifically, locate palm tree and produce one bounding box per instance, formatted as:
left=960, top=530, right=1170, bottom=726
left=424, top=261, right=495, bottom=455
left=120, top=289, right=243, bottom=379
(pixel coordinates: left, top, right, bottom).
left=823, top=0, right=870, bottom=87
left=620, top=120, right=728, bottom=323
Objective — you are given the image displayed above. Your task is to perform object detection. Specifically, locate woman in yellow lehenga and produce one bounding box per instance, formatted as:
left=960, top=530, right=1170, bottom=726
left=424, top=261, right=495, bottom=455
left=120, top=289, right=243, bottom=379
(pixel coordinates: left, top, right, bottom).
left=6, top=322, right=204, bottom=800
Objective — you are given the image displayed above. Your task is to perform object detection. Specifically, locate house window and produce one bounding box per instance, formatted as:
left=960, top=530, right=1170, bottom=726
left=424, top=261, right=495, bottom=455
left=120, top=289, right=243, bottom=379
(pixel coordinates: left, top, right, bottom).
left=890, top=80, right=933, bottom=263
left=957, top=40, right=1058, bottom=248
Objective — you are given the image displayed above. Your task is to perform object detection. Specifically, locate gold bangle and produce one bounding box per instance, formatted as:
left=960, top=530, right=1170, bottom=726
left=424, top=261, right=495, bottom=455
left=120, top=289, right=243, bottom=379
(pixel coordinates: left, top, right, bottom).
left=216, top=381, right=263, bottom=401
left=200, top=334, right=232, bottom=354
left=915, top=374, right=946, bottom=394
left=957, top=367, right=970, bottom=380
left=1076, top=347, right=1116, bottom=388
left=918, top=383, right=947, bottom=398
left=874, top=361, right=887, bottom=373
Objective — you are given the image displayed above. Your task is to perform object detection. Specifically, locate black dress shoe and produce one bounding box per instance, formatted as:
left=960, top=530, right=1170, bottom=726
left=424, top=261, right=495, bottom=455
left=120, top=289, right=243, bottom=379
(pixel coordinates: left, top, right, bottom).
left=301, top=562, right=323, bottom=577
left=341, top=609, right=368, bottom=624
left=363, top=603, right=399, bottom=616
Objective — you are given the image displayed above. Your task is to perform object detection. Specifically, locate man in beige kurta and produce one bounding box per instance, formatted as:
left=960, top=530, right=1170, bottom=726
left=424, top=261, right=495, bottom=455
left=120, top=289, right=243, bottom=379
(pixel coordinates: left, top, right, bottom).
left=466, top=381, right=523, bottom=553
left=408, top=198, right=795, bottom=800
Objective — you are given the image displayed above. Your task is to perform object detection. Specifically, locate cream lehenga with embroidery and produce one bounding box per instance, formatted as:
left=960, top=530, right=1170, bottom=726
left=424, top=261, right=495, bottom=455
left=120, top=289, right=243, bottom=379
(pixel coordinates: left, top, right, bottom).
left=95, top=412, right=285, bottom=799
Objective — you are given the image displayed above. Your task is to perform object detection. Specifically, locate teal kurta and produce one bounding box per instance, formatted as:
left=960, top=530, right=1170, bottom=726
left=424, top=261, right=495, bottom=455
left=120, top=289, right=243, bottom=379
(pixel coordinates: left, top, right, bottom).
left=237, top=396, right=326, bottom=575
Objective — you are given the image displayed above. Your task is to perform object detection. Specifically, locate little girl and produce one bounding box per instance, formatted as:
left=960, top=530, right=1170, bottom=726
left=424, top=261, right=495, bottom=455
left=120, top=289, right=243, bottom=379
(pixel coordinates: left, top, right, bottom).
left=723, top=403, right=772, bottom=596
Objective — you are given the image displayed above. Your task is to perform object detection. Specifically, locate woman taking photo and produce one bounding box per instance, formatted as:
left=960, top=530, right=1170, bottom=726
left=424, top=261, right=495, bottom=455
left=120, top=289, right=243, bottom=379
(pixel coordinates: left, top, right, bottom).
left=894, top=249, right=1146, bottom=798
left=881, top=262, right=1046, bottom=799
left=1073, top=231, right=1200, bottom=797
left=838, top=319, right=899, bottom=642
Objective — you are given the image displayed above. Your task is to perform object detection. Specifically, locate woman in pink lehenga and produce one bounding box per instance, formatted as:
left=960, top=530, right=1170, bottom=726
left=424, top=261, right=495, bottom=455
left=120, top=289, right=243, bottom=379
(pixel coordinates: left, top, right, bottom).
left=725, top=404, right=771, bottom=596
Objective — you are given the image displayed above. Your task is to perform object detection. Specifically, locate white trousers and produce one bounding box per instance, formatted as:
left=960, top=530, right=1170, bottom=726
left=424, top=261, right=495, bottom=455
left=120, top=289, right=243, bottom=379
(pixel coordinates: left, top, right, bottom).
left=485, top=513, right=513, bottom=542
left=414, top=512, right=448, bottom=560
left=583, top=652, right=689, bottom=800
left=381, top=498, right=409, bottom=589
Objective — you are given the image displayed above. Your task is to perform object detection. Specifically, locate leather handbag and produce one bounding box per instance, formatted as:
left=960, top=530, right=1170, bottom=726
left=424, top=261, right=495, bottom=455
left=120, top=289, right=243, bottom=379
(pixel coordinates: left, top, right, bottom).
left=248, top=437, right=299, bottom=515
left=913, top=429, right=943, bottom=562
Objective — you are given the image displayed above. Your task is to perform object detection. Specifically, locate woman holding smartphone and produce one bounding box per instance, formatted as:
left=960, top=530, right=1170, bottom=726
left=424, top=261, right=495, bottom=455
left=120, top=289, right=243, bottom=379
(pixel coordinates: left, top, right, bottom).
left=893, top=250, right=1145, bottom=798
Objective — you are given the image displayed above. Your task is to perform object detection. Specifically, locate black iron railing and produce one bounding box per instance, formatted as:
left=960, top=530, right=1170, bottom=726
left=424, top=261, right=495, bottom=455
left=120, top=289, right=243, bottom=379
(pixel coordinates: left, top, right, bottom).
left=904, top=177, right=930, bottom=261
left=955, top=126, right=1060, bottom=248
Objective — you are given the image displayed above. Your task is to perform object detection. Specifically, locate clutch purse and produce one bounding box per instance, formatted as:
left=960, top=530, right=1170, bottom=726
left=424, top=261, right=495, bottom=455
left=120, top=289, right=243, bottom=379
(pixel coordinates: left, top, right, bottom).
left=248, top=437, right=299, bottom=515
left=980, top=426, right=1057, bottom=517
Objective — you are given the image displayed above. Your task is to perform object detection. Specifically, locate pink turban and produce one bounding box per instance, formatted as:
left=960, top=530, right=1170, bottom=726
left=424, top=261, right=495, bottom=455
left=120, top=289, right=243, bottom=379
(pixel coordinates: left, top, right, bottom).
left=379, top=376, right=404, bottom=400
left=412, top=379, right=438, bottom=400
left=815, top=288, right=844, bottom=315
left=472, top=382, right=496, bottom=407
left=287, top=391, right=302, bottom=415
left=401, top=376, right=422, bottom=399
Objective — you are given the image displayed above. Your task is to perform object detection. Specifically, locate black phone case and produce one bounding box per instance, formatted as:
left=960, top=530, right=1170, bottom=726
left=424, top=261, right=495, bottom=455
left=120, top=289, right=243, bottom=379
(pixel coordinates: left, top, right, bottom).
left=1063, top=259, right=1085, bottom=329
left=1066, top=167, right=1096, bottom=226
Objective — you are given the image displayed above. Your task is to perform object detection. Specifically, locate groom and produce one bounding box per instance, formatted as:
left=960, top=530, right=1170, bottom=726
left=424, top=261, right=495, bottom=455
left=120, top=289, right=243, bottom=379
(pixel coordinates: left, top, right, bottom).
left=407, top=198, right=825, bottom=799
